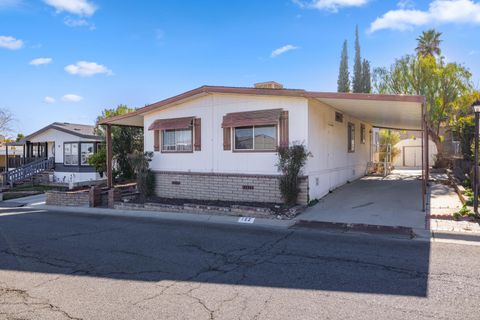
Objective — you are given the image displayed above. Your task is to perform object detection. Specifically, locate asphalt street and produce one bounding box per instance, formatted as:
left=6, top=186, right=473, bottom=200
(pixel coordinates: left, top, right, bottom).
left=0, top=207, right=479, bottom=319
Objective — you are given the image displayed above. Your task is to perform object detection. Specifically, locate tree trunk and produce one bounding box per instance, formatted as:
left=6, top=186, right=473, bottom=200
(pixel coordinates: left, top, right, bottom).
left=428, top=127, right=448, bottom=168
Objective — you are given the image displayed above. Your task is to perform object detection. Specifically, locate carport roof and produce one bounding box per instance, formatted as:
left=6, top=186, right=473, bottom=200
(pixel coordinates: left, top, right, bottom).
left=98, top=85, right=425, bottom=130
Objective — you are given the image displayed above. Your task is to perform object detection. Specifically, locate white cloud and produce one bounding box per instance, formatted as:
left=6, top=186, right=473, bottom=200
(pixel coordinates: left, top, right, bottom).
left=43, top=96, right=56, bottom=104
left=271, top=45, right=299, bottom=58
left=63, top=16, right=95, bottom=29
left=44, top=0, right=96, bottom=16
left=30, top=57, right=53, bottom=66
left=397, top=0, right=416, bottom=9
left=293, top=0, right=369, bottom=12
left=64, top=61, right=113, bottom=76
left=369, top=0, right=480, bottom=33
left=61, top=94, right=83, bottom=102
left=0, top=35, right=23, bottom=50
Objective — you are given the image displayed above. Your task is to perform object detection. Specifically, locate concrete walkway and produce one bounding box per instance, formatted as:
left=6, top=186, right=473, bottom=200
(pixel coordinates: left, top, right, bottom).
left=429, top=183, right=462, bottom=216
left=3, top=193, right=46, bottom=207
left=298, top=170, right=426, bottom=229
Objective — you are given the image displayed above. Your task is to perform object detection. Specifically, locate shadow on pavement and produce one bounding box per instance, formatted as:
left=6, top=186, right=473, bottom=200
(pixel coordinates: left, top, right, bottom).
left=0, top=208, right=430, bottom=297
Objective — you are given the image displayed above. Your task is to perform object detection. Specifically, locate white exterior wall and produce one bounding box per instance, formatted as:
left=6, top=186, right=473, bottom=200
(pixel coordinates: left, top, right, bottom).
left=29, top=128, right=98, bottom=164
left=144, top=93, right=309, bottom=175
left=394, top=138, right=437, bottom=167
left=28, top=128, right=103, bottom=183
left=306, top=99, right=372, bottom=200
left=51, top=172, right=102, bottom=184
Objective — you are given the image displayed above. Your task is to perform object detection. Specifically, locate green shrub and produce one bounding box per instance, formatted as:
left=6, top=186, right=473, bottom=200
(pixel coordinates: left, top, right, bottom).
left=276, top=143, right=311, bottom=206
left=455, top=204, right=473, bottom=219
left=128, top=151, right=155, bottom=202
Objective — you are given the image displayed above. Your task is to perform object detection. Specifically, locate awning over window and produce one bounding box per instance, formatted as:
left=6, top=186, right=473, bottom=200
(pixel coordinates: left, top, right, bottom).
left=148, top=117, right=194, bottom=131
left=222, top=109, right=282, bottom=128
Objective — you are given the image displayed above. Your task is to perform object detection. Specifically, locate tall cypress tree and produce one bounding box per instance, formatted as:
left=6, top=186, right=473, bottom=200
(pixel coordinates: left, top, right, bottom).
left=337, top=40, right=350, bottom=93
left=361, top=59, right=371, bottom=93
left=352, top=25, right=363, bottom=93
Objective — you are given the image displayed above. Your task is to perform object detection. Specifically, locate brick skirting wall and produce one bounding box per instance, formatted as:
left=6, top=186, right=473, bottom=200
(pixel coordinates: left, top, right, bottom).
left=46, top=190, right=89, bottom=207
left=153, top=171, right=309, bottom=205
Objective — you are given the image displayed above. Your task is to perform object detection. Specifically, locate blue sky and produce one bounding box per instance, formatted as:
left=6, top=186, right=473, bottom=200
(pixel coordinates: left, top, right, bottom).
left=1, top=0, right=479, bottom=136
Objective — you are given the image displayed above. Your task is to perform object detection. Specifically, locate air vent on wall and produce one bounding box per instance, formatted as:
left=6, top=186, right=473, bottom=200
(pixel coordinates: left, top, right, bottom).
left=335, top=112, right=343, bottom=123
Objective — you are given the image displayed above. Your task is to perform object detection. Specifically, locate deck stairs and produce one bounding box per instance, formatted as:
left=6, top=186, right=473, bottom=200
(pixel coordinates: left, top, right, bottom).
left=2, top=157, right=55, bottom=187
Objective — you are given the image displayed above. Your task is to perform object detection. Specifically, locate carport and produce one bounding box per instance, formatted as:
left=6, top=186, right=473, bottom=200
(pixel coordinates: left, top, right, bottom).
left=300, top=92, right=428, bottom=229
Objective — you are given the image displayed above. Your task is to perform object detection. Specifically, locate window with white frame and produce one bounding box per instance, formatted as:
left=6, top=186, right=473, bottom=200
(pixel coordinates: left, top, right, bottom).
left=162, top=128, right=193, bottom=152
left=64, top=143, right=79, bottom=165
left=80, top=143, right=95, bottom=166
left=234, top=125, right=276, bottom=151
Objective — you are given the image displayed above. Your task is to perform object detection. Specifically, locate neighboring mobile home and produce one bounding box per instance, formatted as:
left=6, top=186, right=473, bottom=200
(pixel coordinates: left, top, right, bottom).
left=100, top=82, right=426, bottom=205
left=6, top=122, right=104, bottom=185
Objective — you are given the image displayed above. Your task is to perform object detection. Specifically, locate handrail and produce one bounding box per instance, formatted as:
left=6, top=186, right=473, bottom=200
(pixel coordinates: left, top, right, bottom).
left=3, top=157, right=55, bottom=186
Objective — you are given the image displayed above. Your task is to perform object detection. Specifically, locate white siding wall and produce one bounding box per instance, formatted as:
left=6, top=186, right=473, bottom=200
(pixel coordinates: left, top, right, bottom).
left=29, top=128, right=98, bottom=164
left=306, top=99, right=372, bottom=200
left=144, top=93, right=309, bottom=175
left=28, top=128, right=102, bottom=183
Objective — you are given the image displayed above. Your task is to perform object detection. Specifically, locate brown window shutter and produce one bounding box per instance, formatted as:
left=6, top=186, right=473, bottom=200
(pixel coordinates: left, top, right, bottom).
left=194, top=118, right=201, bottom=151
left=279, top=111, right=289, bottom=148
left=223, top=127, right=231, bottom=150
left=153, top=130, right=160, bottom=152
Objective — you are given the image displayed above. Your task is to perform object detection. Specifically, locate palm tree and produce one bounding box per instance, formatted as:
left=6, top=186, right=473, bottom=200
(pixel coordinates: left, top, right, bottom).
left=416, top=29, right=442, bottom=57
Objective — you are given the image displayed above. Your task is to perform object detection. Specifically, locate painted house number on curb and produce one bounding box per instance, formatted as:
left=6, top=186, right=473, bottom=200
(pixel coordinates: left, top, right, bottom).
left=238, top=217, right=255, bottom=224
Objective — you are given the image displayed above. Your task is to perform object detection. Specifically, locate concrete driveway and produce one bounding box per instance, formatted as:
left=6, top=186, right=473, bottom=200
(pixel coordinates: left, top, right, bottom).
left=298, top=170, right=426, bottom=229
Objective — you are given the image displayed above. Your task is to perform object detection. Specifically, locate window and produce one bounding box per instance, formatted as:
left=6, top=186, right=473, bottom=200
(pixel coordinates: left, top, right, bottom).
left=32, top=145, right=38, bottom=157
left=234, top=125, right=276, bottom=151
left=80, top=143, right=95, bottom=166
left=162, top=128, right=193, bottom=152
left=348, top=122, right=355, bottom=153
left=64, top=143, right=79, bottom=165
left=360, top=124, right=366, bottom=144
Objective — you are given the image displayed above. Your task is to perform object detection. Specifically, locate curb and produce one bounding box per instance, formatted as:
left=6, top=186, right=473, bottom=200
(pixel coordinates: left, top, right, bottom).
left=33, top=204, right=296, bottom=230
left=293, top=220, right=415, bottom=238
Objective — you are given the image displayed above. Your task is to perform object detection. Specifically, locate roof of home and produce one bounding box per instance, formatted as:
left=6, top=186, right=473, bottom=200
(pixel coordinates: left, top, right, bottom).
left=14, top=122, right=102, bottom=144
left=98, top=85, right=426, bottom=130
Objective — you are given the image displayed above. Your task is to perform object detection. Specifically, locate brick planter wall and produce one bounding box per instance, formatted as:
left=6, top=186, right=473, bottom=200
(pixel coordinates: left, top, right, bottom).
left=46, top=190, right=90, bottom=207
left=153, top=171, right=309, bottom=205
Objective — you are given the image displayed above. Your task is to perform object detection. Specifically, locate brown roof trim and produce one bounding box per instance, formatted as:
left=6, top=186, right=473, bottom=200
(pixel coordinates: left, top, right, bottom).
left=98, top=85, right=425, bottom=125
left=306, top=91, right=426, bottom=103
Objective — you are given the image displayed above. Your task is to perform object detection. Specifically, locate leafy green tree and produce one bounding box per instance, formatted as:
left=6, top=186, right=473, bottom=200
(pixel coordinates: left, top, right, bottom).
left=379, top=129, right=400, bottom=163
left=361, top=59, right=371, bottom=93
left=416, top=29, right=442, bottom=57
left=373, top=54, right=472, bottom=166
left=337, top=40, right=350, bottom=93
left=352, top=25, right=363, bottom=93
left=15, top=133, right=25, bottom=142
left=87, top=145, right=107, bottom=176
left=94, top=105, right=144, bottom=181
left=450, top=91, right=480, bottom=161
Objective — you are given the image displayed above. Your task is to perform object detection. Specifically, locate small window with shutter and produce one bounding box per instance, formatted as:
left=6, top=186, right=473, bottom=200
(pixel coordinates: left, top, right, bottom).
left=222, top=109, right=288, bottom=152
left=148, top=117, right=201, bottom=153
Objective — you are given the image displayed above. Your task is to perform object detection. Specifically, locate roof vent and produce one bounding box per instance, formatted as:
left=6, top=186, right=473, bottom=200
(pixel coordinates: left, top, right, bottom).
left=254, top=81, right=284, bottom=89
